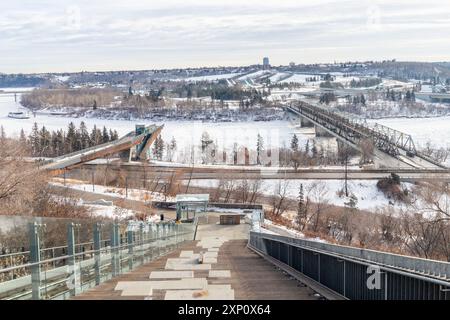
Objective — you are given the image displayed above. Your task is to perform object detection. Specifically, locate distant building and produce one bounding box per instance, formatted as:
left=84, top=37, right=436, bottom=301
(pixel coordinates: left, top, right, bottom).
left=263, top=57, right=270, bottom=70
left=289, top=62, right=296, bottom=67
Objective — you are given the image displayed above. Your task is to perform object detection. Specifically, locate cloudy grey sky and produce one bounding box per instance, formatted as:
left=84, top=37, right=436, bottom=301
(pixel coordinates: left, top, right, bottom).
left=1, top=0, right=450, bottom=73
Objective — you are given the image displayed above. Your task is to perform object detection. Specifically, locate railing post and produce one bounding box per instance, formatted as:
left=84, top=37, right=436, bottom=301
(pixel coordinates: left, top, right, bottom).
left=139, top=223, right=144, bottom=264
left=156, top=224, right=161, bottom=257
left=93, top=222, right=101, bottom=285
left=318, top=253, right=321, bottom=283
left=127, top=222, right=134, bottom=271
left=67, top=222, right=81, bottom=296
left=384, top=272, right=388, bottom=300
left=29, top=222, right=41, bottom=300
left=175, top=223, right=179, bottom=247
left=343, top=260, right=346, bottom=298
left=301, top=249, right=304, bottom=273
left=111, top=223, right=119, bottom=277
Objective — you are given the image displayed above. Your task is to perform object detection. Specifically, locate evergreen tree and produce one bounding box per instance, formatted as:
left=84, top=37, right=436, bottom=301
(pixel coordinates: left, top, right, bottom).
left=79, top=121, right=90, bottom=149
left=73, top=130, right=82, bottom=152
left=296, top=184, right=307, bottom=230
left=0, top=126, right=5, bottom=140
left=29, top=122, right=40, bottom=156
left=256, top=134, right=264, bottom=165
left=90, top=125, right=102, bottom=146
left=109, top=129, right=116, bottom=142
left=201, top=132, right=213, bottom=153
left=290, top=134, right=299, bottom=152
left=305, top=140, right=310, bottom=155
left=170, top=137, right=177, bottom=151
left=311, top=140, right=318, bottom=158
left=19, top=129, right=27, bottom=147
left=405, top=90, right=411, bottom=101
left=152, top=136, right=165, bottom=161
left=65, top=122, right=77, bottom=153
left=50, top=131, right=58, bottom=157
left=39, top=126, right=51, bottom=157
left=93, top=99, right=97, bottom=110
left=55, top=130, right=65, bottom=156
left=102, top=126, right=110, bottom=143
left=360, top=94, right=366, bottom=105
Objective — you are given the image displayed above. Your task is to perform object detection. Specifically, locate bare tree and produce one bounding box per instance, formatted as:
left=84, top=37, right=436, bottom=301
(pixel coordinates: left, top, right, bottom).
left=306, top=181, right=330, bottom=232
left=271, top=179, right=290, bottom=216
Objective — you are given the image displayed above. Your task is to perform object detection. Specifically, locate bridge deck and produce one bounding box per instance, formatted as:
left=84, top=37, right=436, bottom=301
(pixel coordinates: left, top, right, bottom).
left=73, top=239, right=319, bottom=300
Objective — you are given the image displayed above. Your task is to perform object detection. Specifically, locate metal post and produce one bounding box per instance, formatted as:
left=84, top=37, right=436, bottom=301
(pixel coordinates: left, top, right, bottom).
left=111, top=223, right=119, bottom=277
left=139, top=223, right=144, bottom=264
left=93, top=223, right=101, bottom=285
left=176, top=203, right=181, bottom=221
left=175, top=223, right=178, bottom=247
left=29, top=222, right=41, bottom=300
left=92, top=171, right=95, bottom=192
left=156, top=224, right=160, bottom=257
left=384, top=272, right=388, bottom=300
left=67, top=222, right=80, bottom=296
left=301, top=249, right=304, bottom=273
left=318, top=253, right=321, bottom=283
left=127, top=222, right=134, bottom=271
left=343, top=260, right=346, bottom=297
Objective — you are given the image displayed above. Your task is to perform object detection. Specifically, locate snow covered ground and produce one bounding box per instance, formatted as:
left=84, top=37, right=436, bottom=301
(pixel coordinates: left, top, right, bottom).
left=262, top=219, right=329, bottom=243
left=236, top=70, right=271, bottom=81
left=182, top=73, right=242, bottom=82
left=278, top=74, right=320, bottom=85
left=186, top=179, right=406, bottom=211
left=51, top=179, right=176, bottom=203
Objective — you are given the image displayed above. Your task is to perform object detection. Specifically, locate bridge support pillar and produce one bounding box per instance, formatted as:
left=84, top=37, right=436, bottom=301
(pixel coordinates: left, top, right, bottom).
left=300, top=117, right=314, bottom=128
left=315, top=126, right=334, bottom=137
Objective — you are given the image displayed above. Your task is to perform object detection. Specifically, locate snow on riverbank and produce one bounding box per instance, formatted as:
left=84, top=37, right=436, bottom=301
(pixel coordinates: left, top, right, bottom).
left=186, top=179, right=405, bottom=211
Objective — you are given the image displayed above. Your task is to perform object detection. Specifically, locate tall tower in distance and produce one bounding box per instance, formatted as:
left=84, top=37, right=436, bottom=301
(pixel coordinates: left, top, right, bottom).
left=263, top=57, right=270, bottom=70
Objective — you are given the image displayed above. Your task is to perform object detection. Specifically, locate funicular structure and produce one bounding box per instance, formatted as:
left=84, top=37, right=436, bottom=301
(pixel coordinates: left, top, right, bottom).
left=42, top=124, right=163, bottom=176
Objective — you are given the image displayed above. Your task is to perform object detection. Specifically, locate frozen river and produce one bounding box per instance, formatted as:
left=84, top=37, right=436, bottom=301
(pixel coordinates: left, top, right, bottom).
left=0, top=89, right=318, bottom=163
left=369, top=117, right=450, bottom=150
left=2, top=88, right=448, bottom=162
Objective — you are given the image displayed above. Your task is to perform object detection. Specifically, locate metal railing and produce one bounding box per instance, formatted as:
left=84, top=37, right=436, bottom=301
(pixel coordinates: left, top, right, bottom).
left=249, top=232, right=450, bottom=300
left=0, top=217, right=196, bottom=300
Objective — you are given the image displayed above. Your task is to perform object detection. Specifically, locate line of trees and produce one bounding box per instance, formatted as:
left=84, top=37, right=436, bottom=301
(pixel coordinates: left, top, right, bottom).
left=24, top=122, right=119, bottom=157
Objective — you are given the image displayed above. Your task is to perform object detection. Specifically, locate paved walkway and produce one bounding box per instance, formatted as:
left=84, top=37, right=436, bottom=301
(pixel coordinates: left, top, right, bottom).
left=74, top=218, right=319, bottom=300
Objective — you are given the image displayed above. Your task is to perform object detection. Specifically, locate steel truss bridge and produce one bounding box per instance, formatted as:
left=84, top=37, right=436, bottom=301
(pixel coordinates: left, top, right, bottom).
left=286, top=100, right=445, bottom=169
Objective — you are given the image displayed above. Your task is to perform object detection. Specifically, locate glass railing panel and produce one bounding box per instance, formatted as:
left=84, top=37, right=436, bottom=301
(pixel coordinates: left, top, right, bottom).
left=0, top=216, right=198, bottom=300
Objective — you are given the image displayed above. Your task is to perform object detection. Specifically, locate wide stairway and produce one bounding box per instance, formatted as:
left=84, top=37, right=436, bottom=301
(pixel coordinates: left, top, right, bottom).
left=74, top=215, right=319, bottom=300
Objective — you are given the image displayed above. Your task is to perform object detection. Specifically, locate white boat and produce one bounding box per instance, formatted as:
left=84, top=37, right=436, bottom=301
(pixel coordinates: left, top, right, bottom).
left=8, top=111, right=30, bottom=119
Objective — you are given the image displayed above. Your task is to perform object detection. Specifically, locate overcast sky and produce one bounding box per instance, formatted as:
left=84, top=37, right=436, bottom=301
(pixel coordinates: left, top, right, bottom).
left=1, top=0, right=450, bottom=73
